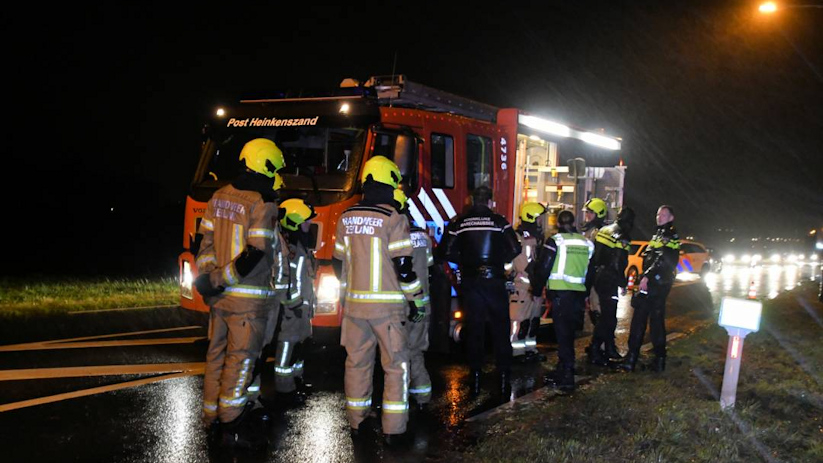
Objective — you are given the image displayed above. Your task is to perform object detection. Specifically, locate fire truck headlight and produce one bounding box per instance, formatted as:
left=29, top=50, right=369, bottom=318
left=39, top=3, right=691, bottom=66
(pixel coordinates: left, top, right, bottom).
left=316, top=274, right=340, bottom=314
left=181, top=261, right=194, bottom=300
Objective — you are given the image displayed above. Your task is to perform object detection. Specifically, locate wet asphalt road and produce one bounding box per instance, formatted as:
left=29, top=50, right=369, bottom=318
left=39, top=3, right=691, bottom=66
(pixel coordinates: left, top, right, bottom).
left=1, top=263, right=818, bottom=462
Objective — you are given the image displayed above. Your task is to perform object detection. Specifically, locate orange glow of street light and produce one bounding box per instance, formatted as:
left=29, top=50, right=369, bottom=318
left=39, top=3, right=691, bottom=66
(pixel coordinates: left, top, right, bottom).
left=759, top=2, right=778, bottom=13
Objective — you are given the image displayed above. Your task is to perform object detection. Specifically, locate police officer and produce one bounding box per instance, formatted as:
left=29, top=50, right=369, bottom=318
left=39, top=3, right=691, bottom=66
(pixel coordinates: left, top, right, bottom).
left=620, top=205, right=680, bottom=373
left=508, top=202, right=548, bottom=363
left=270, top=198, right=317, bottom=404
left=194, top=138, right=284, bottom=449
left=438, top=185, right=521, bottom=394
left=530, top=210, right=594, bottom=392
left=581, top=198, right=607, bottom=351
left=587, top=207, right=635, bottom=366
left=332, top=156, right=424, bottom=445
left=393, top=189, right=434, bottom=410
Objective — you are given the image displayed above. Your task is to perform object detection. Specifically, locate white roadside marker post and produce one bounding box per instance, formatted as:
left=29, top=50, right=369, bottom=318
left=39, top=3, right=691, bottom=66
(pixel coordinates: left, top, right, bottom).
left=717, top=297, right=763, bottom=410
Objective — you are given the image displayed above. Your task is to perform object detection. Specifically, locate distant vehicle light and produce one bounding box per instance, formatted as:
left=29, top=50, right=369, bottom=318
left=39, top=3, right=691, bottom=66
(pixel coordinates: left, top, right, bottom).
left=723, top=254, right=735, bottom=263
left=787, top=254, right=797, bottom=263
left=454, top=310, right=463, bottom=320
left=770, top=253, right=781, bottom=263
left=216, top=108, right=225, bottom=117
left=339, top=103, right=350, bottom=114
left=798, top=254, right=805, bottom=260
left=812, top=254, right=819, bottom=261
left=752, top=254, right=763, bottom=264
left=816, top=242, right=823, bottom=250
left=741, top=254, right=752, bottom=264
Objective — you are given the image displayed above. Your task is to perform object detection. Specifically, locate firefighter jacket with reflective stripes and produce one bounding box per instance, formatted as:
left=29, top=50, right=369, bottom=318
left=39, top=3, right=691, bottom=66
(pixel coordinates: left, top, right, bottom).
left=410, top=224, right=433, bottom=310
left=530, top=232, right=594, bottom=293
left=510, top=230, right=538, bottom=291
left=333, top=204, right=422, bottom=319
left=195, top=184, right=278, bottom=311
left=590, top=223, right=631, bottom=288
left=271, top=229, right=291, bottom=299
left=284, top=241, right=316, bottom=314
left=642, top=222, right=680, bottom=288
left=438, top=204, right=521, bottom=279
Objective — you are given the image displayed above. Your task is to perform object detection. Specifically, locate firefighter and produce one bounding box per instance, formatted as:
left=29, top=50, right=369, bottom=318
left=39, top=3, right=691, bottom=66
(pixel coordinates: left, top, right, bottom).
left=530, top=210, right=594, bottom=392
left=587, top=207, right=635, bottom=366
left=508, top=202, right=548, bottom=363
left=194, top=137, right=284, bottom=449
left=620, top=205, right=680, bottom=373
left=581, top=197, right=607, bottom=356
left=393, top=188, right=434, bottom=410
left=273, top=198, right=317, bottom=404
left=438, top=185, right=521, bottom=395
left=332, top=156, right=425, bottom=445
left=248, top=173, right=288, bottom=414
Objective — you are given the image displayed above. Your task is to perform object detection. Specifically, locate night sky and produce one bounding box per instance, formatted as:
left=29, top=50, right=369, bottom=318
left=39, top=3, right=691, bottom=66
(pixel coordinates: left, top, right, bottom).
left=9, top=1, right=823, bottom=276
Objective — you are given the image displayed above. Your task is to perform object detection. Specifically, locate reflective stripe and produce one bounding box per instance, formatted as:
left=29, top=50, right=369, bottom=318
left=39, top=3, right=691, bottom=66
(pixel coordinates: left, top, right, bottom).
left=232, top=224, right=244, bottom=260
left=383, top=401, right=409, bottom=413
left=293, top=361, right=304, bottom=370
left=295, top=256, right=304, bottom=300
left=335, top=242, right=346, bottom=253
left=247, top=385, right=260, bottom=392
left=525, top=340, right=537, bottom=347
left=455, top=227, right=502, bottom=234
left=549, top=233, right=593, bottom=287
left=410, top=385, right=432, bottom=394
left=275, top=366, right=293, bottom=376
left=280, top=342, right=291, bottom=367
left=223, top=265, right=239, bottom=286
left=346, top=397, right=372, bottom=409
left=401, top=361, right=409, bottom=402
left=224, top=285, right=275, bottom=298
left=248, top=228, right=275, bottom=239
left=400, top=279, right=422, bottom=294
left=345, top=291, right=405, bottom=302
left=371, top=237, right=381, bottom=292
left=201, top=219, right=214, bottom=231
left=518, top=276, right=530, bottom=284
left=388, top=239, right=412, bottom=251
left=432, top=188, right=457, bottom=219
left=511, top=341, right=527, bottom=348
left=549, top=274, right=586, bottom=284
left=219, top=395, right=248, bottom=408
left=203, top=401, right=218, bottom=412
left=196, top=254, right=216, bottom=267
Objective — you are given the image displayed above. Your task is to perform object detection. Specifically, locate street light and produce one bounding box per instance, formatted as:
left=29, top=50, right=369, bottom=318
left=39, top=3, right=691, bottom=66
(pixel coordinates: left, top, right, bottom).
left=757, top=2, right=823, bottom=83
left=759, top=2, right=778, bottom=13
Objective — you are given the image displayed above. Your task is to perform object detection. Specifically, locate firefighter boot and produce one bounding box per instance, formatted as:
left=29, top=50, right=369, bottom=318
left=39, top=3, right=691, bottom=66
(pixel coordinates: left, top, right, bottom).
left=618, top=352, right=639, bottom=372
left=588, top=344, right=609, bottom=367
left=220, top=408, right=268, bottom=450
left=605, top=342, right=624, bottom=361
left=649, top=356, right=666, bottom=373
left=469, top=369, right=482, bottom=396
left=555, top=366, right=575, bottom=392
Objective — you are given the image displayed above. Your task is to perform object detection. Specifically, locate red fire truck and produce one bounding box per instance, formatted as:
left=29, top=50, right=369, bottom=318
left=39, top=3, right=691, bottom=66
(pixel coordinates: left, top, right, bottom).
left=178, top=75, right=625, bottom=348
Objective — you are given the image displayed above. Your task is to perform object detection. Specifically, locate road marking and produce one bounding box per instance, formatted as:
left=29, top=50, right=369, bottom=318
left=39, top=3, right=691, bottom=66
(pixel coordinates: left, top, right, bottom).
left=67, top=304, right=178, bottom=315
left=0, top=371, right=197, bottom=413
left=0, top=337, right=206, bottom=352
left=0, top=362, right=205, bottom=381
left=0, top=326, right=204, bottom=351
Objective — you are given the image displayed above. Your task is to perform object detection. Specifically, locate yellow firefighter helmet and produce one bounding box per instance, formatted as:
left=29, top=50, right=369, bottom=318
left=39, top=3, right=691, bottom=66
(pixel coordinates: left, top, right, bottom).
left=520, top=202, right=547, bottom=223
left=582, top=197, right=607, bottom=219
left=393, top=188, right=408, bottom=211
left=272, top=173, right=285, bottom=191
left=361, top=155, right=402, bottom=189
left=239, top=138, right=285, bottom=178
left=279, top=198, right=316, bottom=231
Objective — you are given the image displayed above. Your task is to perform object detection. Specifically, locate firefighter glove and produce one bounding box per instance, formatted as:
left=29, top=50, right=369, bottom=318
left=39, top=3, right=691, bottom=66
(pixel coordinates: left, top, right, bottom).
left=234, top=245, right=265, bottom=277
left=194, top=274, right=224, bottom=297
left=408, top=299, right=426, bottom=323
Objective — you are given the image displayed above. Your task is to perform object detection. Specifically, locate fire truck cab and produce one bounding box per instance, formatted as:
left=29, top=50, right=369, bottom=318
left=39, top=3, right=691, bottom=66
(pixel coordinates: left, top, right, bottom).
left=178, top=75, right=626, bottom=350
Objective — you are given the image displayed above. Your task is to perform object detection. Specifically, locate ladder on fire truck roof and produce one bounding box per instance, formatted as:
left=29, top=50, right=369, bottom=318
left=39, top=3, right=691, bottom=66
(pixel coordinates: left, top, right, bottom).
left=363, top=75, right=499, bottom=123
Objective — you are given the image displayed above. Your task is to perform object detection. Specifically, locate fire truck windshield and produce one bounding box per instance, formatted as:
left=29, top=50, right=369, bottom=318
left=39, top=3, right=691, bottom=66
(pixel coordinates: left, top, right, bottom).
left=197, top=126, right=366, bottom=195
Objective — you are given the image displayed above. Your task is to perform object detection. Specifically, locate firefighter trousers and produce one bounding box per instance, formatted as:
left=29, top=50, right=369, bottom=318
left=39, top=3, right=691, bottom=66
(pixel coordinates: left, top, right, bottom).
left=407, top=315, right=431, bottom=404
left=463, top=277, right=512, bottom=371
left=342, top=313, right=410, bottom=435
left=591, top=282, right=619, bottom=352
left=247, top=297, right=282, bottom=405
left=550, top=291, right=585, bottom=369
left=274, top=304, right=312, bottom=393
left=203, top=306, right=267, bottom=424
left=627, top=284, right=671, bottom=358
left=509, top=284, right=542, bottom=357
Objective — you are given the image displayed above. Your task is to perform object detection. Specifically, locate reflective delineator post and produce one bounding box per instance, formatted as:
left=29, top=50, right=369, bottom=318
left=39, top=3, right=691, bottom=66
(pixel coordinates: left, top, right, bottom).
left=717, top=297, right=762, bottom=410
left=627, top=274, right=635, bottom=292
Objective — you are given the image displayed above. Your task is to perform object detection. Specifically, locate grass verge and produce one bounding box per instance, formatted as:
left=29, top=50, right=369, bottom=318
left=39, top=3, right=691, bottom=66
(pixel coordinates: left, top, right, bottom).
left=0, top=276, right=179, bottom=316
left=461, top=283, right=823, bottom=463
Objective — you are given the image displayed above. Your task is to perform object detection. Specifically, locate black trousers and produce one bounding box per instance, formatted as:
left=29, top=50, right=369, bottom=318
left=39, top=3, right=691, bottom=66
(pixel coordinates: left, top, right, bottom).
left=462, top=277, right=512, bottom=371
left=550, top=290, right=585, bottom=369
left=627, top=284, right=672, bottom=358
left=592, top=280, right=619, bottom=349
